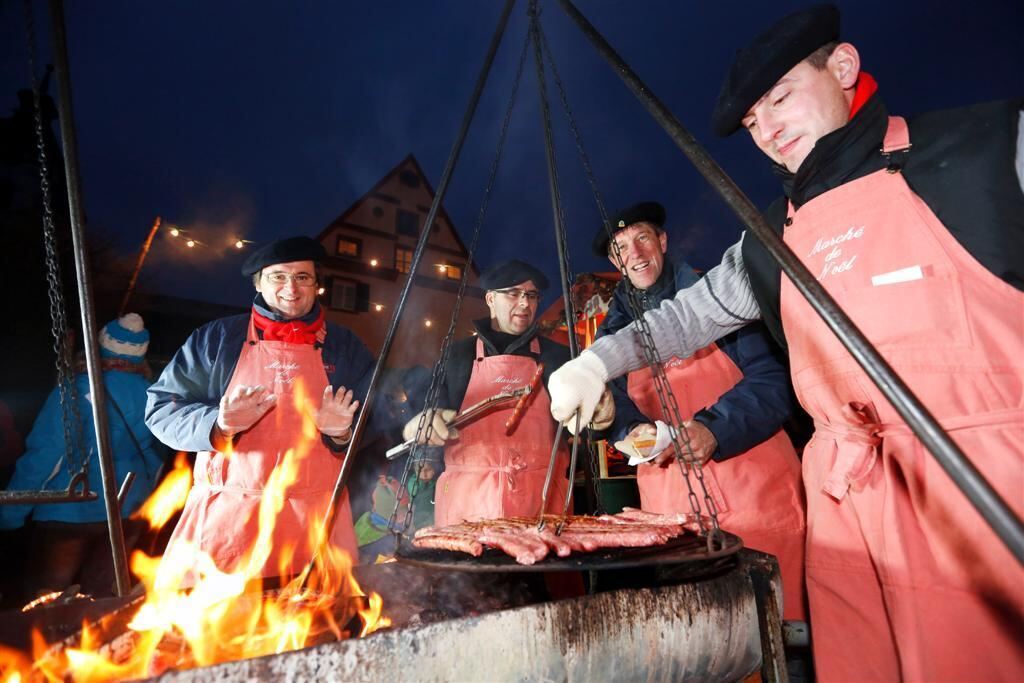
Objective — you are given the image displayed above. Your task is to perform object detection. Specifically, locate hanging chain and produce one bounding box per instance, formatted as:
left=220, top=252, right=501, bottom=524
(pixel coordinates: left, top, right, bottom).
left=527, top=2, right=606, bottom=515
left=536, top=14, right=721, bottom=544
left=23, top=0, right=88, bottom=485
left=387, top=28, right=533, bottom=537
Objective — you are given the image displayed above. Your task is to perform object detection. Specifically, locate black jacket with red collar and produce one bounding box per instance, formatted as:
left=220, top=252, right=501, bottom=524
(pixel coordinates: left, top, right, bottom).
left=742, top=95, right=1024, bottom=349
left=435, top=318, right=571, bottom=411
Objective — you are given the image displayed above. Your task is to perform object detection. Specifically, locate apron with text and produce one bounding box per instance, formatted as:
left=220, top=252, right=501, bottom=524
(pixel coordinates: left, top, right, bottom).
left=627, top=344, right=807, bottom=620
left=434, top=338, right=569, bottom=526
left=165, top=316, right=358, bottom=583
left=779, top=116, right=1024, bottom=681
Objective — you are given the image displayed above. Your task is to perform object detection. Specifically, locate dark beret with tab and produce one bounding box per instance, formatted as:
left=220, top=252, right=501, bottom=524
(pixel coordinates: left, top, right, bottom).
left=241, top=236, right=327, bottom=276
left=479, top=259, right=550, bottom=291
left=711, top=4, right=840, bottom=137
left=591, top=201, right=666, bottom=257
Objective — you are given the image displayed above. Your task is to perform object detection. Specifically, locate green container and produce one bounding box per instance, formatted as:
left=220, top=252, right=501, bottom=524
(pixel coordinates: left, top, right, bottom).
left=574, top=476, right=640, bottom=514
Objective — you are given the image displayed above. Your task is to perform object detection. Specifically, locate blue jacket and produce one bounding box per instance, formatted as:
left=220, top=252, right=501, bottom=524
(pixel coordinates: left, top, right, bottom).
left=0, top=369, right=165, bottom=528
left=145, top=299, right=376, bottom=454
left=598, top=256, right=794, bottom=461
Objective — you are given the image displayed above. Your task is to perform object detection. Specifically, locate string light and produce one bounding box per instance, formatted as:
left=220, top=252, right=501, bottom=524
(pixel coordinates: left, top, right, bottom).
left=424, top=319, right=432, bottom=328
left=168, top=227, right=180, bottom=237
left=186, top=239, right=196, bottom=248
left=437, top=265, right=446, bottom=273
left=317, top=287, right=326, bottom=295
left=369, top=259, right=379, bottom=267
left=235, top=240, right=244, bottom=249
left=374, top=304, right=384, bottom=312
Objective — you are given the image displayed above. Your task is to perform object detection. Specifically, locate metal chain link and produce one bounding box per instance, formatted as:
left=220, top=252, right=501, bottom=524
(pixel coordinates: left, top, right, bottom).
left=23, top=0, right=88, bottom=485
left=536, top=13, right=721, bottom=544
left=527, top=3, right=606, bottom=515
left=387, top=28, right=533, bottom=536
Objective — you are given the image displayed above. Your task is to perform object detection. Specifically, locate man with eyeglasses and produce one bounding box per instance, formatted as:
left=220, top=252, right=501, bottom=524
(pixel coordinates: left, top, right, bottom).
left=146, top=236, right=374, bottom=583
left=402, top=258, right=612, bottom=526
left=595, top=201, right=806, bottom=624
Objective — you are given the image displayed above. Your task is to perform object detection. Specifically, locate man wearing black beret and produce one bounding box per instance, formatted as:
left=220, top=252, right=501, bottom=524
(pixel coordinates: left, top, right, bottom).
left=595, top=201, right=807, bottom=625
left=551, top=5, right=1024, bottom=680
left=146, top=235, right=375, bottom=583
left=403, top=258, right=611, bottom=526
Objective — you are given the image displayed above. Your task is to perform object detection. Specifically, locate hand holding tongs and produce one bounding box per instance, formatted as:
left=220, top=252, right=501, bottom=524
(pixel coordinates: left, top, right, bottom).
left=386, top=363, right=544, bottom=460
left=537, top=409, right=581, bottom=534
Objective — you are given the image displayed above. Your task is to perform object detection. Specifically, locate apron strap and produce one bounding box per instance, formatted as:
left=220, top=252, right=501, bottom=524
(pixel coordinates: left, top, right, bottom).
left=246, top=314, right=260, bottom=344
left=881, top=116, right=912, bottom=172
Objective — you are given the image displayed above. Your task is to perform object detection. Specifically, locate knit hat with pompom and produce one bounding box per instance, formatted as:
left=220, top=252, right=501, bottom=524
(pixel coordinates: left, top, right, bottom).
left=99, top=313, right=149, bottom=362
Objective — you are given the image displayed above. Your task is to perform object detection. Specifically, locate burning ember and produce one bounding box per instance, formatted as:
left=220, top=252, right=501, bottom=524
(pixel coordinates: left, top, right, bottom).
left=1, top=381, right=389, bottom=682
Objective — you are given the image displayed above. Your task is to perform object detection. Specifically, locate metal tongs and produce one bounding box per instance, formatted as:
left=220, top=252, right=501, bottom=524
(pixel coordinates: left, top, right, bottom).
left=386, top=363, right=545, bottom=460
left=537, top=410, right=582, bottom=535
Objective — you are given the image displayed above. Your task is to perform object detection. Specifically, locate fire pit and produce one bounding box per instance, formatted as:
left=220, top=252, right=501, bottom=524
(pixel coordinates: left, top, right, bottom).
left=138, top=550, right=785, bottom=682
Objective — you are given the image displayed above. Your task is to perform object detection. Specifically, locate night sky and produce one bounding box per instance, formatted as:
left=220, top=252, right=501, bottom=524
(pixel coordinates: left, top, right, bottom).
left=2, top=0, right=1021, bottom=311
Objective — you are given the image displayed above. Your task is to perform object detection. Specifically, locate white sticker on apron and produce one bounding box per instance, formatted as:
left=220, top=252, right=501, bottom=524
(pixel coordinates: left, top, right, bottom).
left=871, top=265, right=923, bottom=287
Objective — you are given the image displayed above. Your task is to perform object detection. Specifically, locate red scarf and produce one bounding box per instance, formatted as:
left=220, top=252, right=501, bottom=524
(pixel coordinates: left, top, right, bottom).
left=848, top=71, right=878, bottom=120
left=252, top=306, right=325, bottom=345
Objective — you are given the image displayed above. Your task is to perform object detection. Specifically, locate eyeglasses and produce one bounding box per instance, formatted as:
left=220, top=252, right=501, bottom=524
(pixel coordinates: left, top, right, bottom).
left=493, top=287, right=540, bottom=303
left=264, top=271, right=316, bottom=287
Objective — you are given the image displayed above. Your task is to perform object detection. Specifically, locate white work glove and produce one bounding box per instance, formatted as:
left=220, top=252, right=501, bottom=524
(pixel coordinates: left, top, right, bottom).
left=548, top=351, right=609, bottom=434
left=217, top=385, right=277, bottom=437
left=402, top=408, right=457, bottom=446
left=314, top=385, right=360, bottom=440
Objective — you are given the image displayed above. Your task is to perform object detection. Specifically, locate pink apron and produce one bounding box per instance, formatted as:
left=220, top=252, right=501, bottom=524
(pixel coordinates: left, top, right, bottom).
left=434, top=338, right=569, bottom=526
left=780, top=116, right=1024, bottom=681
left=166, top=316, right=357, bottom=582
left=627, top=344, right=807, bottom=620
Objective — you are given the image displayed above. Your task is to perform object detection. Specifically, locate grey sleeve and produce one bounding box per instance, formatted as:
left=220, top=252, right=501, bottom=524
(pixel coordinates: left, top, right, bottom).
left=587, top=237, right=762, bottom=379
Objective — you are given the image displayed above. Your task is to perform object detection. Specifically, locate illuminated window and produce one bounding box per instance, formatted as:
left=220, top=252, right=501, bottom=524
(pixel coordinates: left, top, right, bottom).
left=444, top=263, right=463, bottom=280
left=336, top=237, right=360, bottom=258
left=395, top=247, right=413, bottom=274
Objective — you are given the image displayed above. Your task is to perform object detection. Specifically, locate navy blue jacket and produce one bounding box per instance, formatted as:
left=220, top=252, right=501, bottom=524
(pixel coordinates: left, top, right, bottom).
left=1, top=368, right=165, bottom=528
left=598, top=256, right=794, bottom=461
left=146, top=297, right=376, bottom=454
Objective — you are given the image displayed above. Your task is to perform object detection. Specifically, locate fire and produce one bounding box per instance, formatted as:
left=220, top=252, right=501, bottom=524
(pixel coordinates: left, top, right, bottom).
left=133, top=451, right=192, bottom=530
left=0, top=379, right=389, bottom=681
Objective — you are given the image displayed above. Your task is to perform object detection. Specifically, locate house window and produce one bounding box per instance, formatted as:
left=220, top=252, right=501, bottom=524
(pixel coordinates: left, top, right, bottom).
left=336, top=237, right=361, bottom=258
left=330, top=279, right=358, bottom=312
left=395, top=247, right=413, bottom=274
left=444, top=263, right=463, bottom=280
left=396, top=209, right=419, bottom=238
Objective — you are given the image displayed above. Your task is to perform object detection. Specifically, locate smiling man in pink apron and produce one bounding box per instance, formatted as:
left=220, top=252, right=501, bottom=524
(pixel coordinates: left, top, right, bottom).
left=146, top=236, right=373, bottom=583
left=546, top=5, right=1023, bottom=681
left=402, top=259, right=612, bottom=526
left=594, top=201, right=807, bottom=622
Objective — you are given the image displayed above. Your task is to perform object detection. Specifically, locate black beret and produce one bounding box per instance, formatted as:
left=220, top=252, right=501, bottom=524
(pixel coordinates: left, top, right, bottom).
left=591, top=201, right=666, bottom=257
left=479, top=259, right=550, bottom=291
left=711, top=4, right=840, bottom=137
left=241, top=236, right=327, bottom=276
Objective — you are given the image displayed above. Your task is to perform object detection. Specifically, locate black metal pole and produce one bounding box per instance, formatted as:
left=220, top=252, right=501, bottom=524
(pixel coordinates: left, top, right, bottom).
left=530, top=23, right=579, bottom=358
left=527, top=6, right=597, bottom=512
left=47, top=0, right=132, bottom=595
left=556, top=0, right=1024, bottom=564
left=306, top=0, right=518, bottom=577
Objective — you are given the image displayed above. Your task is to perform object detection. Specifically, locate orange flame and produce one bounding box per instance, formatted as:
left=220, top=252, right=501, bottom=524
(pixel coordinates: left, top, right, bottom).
left=0, top=379, right=389, bottom=681
left=133, top=452, right=192, bottom=531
